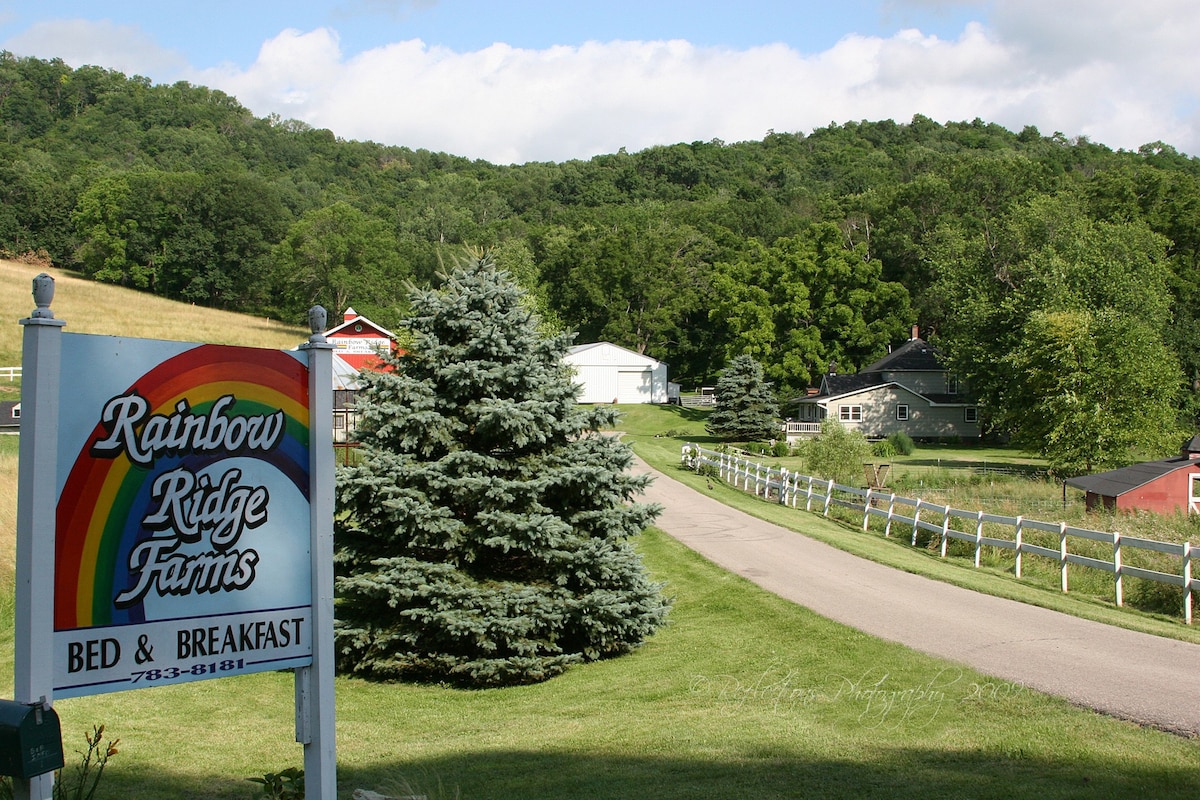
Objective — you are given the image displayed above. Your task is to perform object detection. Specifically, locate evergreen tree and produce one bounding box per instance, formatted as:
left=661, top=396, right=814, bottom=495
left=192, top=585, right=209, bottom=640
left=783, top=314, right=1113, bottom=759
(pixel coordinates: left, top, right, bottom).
left=705, top=354, right=780, bottom=441
left=333, top=253, right=670, bottom=687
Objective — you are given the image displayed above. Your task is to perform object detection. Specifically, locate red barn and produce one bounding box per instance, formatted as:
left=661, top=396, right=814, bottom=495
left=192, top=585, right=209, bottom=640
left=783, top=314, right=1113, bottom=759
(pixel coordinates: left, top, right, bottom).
left=324, top=307, right=397, bottom=371
left=1065, top=437, right=1200, bottom=515
left=324, top=308, right=397, bottom=444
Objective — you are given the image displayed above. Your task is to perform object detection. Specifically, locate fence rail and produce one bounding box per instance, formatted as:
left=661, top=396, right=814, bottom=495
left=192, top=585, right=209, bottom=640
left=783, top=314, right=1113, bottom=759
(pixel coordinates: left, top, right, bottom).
left=677, top=395, right=715, bottom=407
left=0, top=366, right=20, bottom=381
left=681, top=443, right=1194, bottom=624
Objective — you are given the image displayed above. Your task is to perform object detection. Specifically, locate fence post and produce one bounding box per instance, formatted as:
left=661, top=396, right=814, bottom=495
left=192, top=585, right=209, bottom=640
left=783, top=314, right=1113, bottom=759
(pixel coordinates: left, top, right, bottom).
left=1014, top=516, right=1024, bottom=579
left=938, top=504, right=951, bottom=558
left=805, top=476, right=816, bottom=511
left=885, top=493, right=896, bottom=538
left=1113, top=531, right=1123, bottom=608
left=974, top=510, right=984, bottom=568
left=911, top=500, right=923, bottom=547
left=862, top=490, right=873, bottom=531
left=1183, top=541, right=1193, bottom=625
left=1059, top=522, right=1069, bottom=593
left=823, top=479, right=834, bottom=517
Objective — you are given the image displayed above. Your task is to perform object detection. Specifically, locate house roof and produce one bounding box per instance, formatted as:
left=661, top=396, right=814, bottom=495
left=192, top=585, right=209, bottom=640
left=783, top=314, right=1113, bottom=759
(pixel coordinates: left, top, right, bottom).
left=859, top=337, right=945, bottom=373
left=565, top=342, right=665, bottom=368
left=797, top=338, right=964, bottom=406
left=1064, top=456, right=1200, bottom=497
left=814, top=337, right=946, bottom=397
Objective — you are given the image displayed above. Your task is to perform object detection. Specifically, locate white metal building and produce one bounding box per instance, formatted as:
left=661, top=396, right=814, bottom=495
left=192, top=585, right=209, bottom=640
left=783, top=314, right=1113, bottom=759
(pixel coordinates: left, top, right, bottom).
left=565, top=342, right=670, bottom=404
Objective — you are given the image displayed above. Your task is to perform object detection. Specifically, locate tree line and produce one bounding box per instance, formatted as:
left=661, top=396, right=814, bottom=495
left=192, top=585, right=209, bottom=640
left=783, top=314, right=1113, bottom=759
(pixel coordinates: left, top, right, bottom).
left=4, top=52, right=1200, bottom=472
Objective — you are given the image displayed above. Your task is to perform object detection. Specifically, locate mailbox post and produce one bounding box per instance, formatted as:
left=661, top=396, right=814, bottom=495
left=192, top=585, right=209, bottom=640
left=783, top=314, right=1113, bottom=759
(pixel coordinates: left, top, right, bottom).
left=0, top=700, right=63, bottom=780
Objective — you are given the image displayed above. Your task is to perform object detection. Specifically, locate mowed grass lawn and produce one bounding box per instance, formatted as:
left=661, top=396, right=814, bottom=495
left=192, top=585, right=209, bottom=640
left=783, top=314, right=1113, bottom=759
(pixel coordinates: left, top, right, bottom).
left=4, top=526, right=1200, bottom=799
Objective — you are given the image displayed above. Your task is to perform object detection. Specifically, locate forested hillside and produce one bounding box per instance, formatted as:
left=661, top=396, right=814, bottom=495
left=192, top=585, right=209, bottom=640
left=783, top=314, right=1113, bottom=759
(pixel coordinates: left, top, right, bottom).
left=4, top=52, right=1200, bottom=471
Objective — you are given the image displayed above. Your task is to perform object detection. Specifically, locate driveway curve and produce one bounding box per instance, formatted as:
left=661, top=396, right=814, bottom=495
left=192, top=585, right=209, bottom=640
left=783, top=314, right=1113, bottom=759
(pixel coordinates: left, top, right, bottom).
left=633, top=456, right=1200, bottom=737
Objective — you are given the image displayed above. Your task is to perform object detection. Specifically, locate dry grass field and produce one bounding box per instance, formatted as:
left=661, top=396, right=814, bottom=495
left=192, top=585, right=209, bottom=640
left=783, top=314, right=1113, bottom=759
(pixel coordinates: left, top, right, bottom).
left=0, top=258, right=309, bottom=368
left=0, top=258, right=310, bottom=581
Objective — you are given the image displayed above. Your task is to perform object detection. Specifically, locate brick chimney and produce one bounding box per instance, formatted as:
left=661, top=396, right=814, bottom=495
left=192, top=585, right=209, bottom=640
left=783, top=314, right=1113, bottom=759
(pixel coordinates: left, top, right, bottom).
left=911, top=324, right=919, bottom=341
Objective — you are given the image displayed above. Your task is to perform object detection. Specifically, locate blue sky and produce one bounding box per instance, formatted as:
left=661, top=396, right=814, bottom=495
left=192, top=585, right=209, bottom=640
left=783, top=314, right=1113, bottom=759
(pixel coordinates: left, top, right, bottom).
left=2, top=1, right=1198, bottom=164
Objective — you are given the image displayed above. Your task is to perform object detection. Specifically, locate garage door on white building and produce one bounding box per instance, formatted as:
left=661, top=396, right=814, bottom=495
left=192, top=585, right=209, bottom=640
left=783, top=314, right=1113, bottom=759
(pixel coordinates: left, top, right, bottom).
left=618, top=370, right=652, bottom=403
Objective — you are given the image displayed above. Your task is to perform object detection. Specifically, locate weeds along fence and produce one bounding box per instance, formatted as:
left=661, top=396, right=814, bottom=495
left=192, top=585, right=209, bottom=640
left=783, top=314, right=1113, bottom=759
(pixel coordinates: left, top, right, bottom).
left=681, top=444, right=1195, bottom=624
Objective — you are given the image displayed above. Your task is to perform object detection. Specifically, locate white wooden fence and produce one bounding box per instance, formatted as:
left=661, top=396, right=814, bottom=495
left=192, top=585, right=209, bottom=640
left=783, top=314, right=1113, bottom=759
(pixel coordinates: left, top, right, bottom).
left=0, top=366, right=20, bottom=381
left=681, top=443, right=1195, bottom=624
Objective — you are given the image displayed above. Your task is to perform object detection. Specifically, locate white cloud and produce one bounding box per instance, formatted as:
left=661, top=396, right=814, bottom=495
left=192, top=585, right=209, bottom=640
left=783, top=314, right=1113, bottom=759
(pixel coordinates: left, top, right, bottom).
left=8, top=4, right=1200, bottom=163
left=4, top=19, right=187, bottom=78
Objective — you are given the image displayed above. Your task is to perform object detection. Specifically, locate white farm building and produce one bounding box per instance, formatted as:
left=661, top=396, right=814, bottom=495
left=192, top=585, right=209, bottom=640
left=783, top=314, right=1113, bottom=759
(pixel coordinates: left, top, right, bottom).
left=565, top=342, right=671, bottom=404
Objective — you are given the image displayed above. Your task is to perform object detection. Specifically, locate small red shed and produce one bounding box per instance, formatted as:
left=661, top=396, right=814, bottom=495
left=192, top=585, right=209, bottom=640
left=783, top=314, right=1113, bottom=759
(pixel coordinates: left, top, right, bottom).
left=1065, top=437, right=1200, bottom=515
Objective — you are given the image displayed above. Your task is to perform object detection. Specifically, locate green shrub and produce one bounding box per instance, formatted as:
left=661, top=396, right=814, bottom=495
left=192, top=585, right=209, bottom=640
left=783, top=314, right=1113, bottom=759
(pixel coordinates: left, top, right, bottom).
left=247, top=768, right=304, bottom=800
left=887, top=431, right=915, bottom=456
left=806, top=419, right=873, bottom=486
left=772, top=441, right=790, bottom=457
left=871, top=440, right=897, bottom=458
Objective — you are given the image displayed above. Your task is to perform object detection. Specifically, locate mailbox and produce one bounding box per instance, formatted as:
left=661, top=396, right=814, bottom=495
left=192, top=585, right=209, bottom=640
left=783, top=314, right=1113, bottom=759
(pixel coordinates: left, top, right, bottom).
left=0, top=700, right=64, bottom=779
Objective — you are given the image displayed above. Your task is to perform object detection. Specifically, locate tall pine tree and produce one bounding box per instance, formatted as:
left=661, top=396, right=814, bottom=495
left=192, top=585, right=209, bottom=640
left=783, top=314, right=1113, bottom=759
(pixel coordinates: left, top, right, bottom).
left=705, top=354, right=780, bottom=441
left=334, top=254, right=670, bottom=687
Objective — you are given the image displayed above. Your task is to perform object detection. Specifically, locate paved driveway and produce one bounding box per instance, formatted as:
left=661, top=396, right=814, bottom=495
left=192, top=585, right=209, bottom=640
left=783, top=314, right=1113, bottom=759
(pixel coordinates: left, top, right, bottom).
left=634, top=457, right=1200, bottom=736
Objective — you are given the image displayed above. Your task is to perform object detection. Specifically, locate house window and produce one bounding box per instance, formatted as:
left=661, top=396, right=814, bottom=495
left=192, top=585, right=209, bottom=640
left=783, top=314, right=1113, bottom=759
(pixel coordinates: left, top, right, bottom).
left=333, top=414, right=346, bottom=430
left=839, top=405, right=862, bottom=422
left=965, top=407, right=978, bottom=423
left=946, top=374, right=959, bottom=394
left=896, top=404, right=909, bottom=421
left=10, top=406, right=19, bottom=419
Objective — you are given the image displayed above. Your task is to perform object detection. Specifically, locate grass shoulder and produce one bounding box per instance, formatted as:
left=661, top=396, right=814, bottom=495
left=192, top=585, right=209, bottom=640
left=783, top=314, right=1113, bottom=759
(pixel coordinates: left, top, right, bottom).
left=615, top=404, right=1200, bottom=646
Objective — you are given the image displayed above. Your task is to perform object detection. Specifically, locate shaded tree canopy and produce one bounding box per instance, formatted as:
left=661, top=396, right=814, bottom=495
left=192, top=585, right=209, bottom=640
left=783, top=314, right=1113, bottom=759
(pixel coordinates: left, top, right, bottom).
left=5, top=52, right=1200, bottom=464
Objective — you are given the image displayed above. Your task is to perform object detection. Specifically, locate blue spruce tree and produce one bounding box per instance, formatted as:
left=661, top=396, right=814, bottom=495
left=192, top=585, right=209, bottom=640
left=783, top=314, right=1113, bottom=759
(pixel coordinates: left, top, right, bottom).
left=705, top=354, right=780, bottom=442
left=334, top=254, right=670, bottom=686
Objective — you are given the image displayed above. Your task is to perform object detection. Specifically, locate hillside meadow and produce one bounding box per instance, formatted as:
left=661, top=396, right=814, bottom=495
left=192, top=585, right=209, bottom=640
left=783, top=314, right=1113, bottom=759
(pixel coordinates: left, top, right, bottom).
left=0, top=269, right=1196, bottom=797
left=0, top=258, right=308, bottom=368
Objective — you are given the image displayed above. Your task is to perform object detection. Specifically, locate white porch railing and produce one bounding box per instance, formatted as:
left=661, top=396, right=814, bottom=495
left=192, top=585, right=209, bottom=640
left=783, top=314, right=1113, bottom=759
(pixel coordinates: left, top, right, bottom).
left=681, top=443, right=1194, bottom=624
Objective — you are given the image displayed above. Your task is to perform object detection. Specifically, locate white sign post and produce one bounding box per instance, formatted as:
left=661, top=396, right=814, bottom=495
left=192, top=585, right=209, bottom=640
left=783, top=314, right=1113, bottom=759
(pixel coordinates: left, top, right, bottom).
left=14, top=275, right=65, bottom=800
left=297, top=307, right=337, bottom=798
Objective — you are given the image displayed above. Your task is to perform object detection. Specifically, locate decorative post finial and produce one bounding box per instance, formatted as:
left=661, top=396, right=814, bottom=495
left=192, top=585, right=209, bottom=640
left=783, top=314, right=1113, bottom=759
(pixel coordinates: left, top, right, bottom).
left=31, top=273, right=55, bottom=319
left=308, top=306, right=328, bottom=343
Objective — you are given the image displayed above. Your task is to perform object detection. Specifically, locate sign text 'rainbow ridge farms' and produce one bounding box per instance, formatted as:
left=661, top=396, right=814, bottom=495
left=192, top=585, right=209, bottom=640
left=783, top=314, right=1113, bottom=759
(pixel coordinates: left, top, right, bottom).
left=53, top=337, right=314, bottom=699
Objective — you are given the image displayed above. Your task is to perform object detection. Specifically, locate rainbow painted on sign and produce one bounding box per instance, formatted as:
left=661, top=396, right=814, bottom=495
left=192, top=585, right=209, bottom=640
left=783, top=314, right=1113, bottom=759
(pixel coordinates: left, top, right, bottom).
left=54, top=343, right=310, bottom=632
